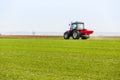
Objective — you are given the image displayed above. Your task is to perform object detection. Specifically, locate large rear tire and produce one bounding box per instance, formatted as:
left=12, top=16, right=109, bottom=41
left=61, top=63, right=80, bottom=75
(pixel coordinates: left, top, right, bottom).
left=64, top=32, right=70, bottom=39
left=81, top=35, right=89, bottom=40
left=72, top=30, right=80, bottom=39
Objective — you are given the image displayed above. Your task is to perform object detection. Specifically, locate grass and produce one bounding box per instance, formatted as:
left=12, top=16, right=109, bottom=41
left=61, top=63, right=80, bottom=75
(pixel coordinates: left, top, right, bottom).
left=0, top=38, right=120, bottom=80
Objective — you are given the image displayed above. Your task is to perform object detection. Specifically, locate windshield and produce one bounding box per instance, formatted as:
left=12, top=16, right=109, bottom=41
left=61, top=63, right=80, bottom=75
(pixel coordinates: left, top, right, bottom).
left=77, top=24, right=84, bottom=30
left=71, top=24, right=77, bottom=29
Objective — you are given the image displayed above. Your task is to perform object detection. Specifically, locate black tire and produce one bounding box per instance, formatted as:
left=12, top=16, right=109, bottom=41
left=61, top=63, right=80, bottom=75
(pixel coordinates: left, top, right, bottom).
left=72, top=30, right=80, bottom=39
left=64, top=32, right=70, bottom=39
left=81, top=35, right=89, bottom=40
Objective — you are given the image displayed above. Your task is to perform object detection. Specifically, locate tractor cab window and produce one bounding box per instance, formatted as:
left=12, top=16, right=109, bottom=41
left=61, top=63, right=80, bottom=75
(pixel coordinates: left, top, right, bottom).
left=77, top=24, right=84, bottom=30
left=71, top=24, right=77, bottom=30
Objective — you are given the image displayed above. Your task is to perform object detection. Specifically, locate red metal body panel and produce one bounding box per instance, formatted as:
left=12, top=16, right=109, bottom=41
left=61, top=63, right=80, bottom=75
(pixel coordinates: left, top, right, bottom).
left=80, top=29, right=94, bottom=35
left=68, top=29, right=93, bottom=35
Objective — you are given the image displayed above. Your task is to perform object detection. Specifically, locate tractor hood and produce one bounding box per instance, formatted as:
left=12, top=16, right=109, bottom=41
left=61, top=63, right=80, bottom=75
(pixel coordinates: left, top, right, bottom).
left=80, top=29, right=94, bottom=35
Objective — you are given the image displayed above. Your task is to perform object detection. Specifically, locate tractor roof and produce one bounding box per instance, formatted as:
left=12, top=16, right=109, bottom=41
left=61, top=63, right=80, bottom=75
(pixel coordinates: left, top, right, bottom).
left=72, top=21, right=84, bottom=24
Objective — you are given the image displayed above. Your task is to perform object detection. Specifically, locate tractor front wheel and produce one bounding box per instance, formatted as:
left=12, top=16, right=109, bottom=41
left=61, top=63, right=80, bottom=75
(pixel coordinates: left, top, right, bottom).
left=64, top=32, right=70, bottom=39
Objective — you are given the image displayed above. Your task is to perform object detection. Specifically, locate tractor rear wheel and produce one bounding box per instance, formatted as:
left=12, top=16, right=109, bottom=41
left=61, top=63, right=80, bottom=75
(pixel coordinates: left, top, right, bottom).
left=81, top=35, right=89, bottom=40
left=64, top=32, right=70, bottom=39
left=72, top=30, right=80, bottom=39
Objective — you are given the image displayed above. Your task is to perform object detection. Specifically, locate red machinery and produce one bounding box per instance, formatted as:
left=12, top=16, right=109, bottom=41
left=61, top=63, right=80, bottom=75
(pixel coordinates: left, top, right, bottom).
left=64, top=21, right=93, bottom=39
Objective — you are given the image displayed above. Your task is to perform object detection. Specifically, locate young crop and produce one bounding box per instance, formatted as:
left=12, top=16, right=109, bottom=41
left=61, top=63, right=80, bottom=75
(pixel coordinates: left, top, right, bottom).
left=0, top=38, right=120, bottom=80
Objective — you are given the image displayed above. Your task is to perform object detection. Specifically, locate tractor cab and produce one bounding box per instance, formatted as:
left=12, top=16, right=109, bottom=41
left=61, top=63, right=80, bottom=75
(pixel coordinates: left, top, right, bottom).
left=70, top=22, right=84, bottom=30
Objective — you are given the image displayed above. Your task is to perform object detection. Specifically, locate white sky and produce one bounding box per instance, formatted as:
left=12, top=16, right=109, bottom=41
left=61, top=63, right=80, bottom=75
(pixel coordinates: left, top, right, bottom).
left=0, top=0, right=120, bottom=33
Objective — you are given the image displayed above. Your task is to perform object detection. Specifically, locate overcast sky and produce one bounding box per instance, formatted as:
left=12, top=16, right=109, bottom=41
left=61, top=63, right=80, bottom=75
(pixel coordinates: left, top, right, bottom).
left=0, top=0, right=120, bottom=33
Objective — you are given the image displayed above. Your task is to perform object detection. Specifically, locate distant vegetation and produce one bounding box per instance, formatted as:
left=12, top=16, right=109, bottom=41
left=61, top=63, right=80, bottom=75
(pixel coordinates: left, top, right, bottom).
left=0, top=38, right=120, bottom=80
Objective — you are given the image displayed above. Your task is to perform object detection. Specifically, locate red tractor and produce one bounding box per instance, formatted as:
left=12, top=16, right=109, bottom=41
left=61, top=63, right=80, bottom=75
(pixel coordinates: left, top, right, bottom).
left=64, top=21, right=94, bottom=39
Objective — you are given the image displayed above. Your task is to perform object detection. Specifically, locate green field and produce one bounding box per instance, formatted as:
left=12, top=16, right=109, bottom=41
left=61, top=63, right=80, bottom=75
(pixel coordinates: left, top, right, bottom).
left=0, top=38, right=120, bottom=80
